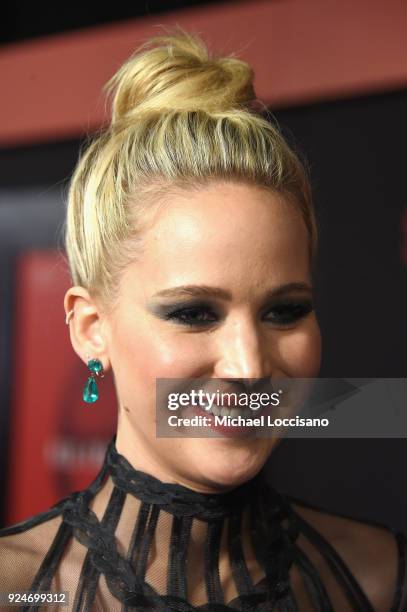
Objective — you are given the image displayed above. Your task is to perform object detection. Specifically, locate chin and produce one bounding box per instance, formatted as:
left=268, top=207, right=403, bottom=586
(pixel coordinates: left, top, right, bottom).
left=190, top=438, right=273, bottom=491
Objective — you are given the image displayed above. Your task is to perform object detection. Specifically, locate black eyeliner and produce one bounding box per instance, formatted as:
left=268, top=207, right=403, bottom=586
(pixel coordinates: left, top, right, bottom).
left=149, top=297, right=314, bottom=328
left=148, top=299, right=217, bottom=319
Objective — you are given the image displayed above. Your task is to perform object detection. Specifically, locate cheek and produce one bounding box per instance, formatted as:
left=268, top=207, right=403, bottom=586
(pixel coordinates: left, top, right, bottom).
left=277, top=317, right=321, bottom=377
left=114, top=319, right=207, bottom=383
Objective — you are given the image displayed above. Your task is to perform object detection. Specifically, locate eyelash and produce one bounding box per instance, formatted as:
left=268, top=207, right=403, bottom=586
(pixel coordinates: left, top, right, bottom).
left=164, top=301, right=314, bottom=328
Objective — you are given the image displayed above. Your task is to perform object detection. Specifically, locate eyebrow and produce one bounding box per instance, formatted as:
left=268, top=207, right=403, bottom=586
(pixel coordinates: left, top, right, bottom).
left=152, top=282, right=313, bottom=301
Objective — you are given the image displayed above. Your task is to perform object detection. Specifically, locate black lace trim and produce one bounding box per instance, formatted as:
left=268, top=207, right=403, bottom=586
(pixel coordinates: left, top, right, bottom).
left=106, top=437, right=258, bottom=520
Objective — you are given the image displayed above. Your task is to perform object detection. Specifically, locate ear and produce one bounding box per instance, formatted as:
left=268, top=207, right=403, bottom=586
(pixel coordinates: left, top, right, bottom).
left=64, top=286, right=110, bottom=371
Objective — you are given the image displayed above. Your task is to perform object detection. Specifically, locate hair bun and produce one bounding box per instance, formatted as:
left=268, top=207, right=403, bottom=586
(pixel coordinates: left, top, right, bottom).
left=104, top=25, right=257, bottom=127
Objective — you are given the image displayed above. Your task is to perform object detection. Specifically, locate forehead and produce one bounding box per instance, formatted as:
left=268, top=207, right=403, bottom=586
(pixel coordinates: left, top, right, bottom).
left=126, top=181, right=311, bottom=292
left=153, top=180, right=305, bottom=245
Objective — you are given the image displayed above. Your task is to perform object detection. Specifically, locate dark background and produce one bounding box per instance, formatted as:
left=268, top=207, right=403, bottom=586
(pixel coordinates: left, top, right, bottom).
left=1, top=2, right=238, bottom=45
left=1, top=2, right=406, bottom=530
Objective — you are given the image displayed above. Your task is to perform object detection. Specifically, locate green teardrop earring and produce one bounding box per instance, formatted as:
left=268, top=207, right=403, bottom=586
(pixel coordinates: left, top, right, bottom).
left=83, top=358, right=105, bottom=403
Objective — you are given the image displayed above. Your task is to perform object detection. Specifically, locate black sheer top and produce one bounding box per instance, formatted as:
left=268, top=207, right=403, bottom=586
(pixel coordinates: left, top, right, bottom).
left=0, top=436, right=406, bottom=611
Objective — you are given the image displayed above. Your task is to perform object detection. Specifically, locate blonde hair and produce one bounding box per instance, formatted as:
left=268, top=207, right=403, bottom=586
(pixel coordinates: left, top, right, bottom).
left=63, top=25, right=317, bottom=314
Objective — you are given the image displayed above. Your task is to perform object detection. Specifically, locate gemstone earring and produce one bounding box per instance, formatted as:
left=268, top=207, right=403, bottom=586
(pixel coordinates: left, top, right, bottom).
left=83, top=358, right=105, bottom=403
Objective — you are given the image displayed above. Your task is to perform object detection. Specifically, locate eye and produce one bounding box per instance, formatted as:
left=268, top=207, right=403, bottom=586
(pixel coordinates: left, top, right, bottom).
left=264, top=300, right=314, bottom=325
left=162, top=299, right=314, bottom=328
left=165, top=305, right=218, bottom=326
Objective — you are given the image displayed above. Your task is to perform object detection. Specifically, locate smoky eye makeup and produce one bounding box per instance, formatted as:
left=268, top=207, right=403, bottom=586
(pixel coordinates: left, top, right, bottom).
left=148, top=296, right=315, bottom=328
left=148, top=300, right=220, bottom=326
left=262, top=299, right=314, bottom=325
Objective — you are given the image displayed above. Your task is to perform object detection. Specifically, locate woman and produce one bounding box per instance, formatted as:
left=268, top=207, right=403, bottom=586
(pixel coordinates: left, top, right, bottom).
left=0, top=26, right=406, bottom=611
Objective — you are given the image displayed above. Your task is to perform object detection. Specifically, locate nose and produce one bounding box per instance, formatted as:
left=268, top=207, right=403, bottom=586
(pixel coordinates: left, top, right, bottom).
left=213, top=315, right=272, bottom=382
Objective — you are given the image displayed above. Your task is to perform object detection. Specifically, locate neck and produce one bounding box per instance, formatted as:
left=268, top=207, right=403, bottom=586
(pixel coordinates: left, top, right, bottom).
left=85, top=436, right=267, bottom=606
left=115, top=423, right=243, bottom=495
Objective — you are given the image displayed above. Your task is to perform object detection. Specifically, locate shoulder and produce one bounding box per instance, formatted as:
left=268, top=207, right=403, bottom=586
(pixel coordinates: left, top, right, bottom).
left=0, top=511, right=65, bottom=592
left=290, top=498, right=406, bottom=611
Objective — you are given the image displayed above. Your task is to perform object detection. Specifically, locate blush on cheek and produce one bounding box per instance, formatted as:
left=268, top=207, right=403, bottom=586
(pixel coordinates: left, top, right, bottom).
left=113, top=323, right=206, bottom=412
left=140, top=334, right=210, bottom=379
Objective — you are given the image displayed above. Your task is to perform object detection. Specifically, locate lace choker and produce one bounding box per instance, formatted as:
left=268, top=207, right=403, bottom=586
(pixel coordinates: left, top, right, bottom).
left=105, top=438, right=261, bottom=520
